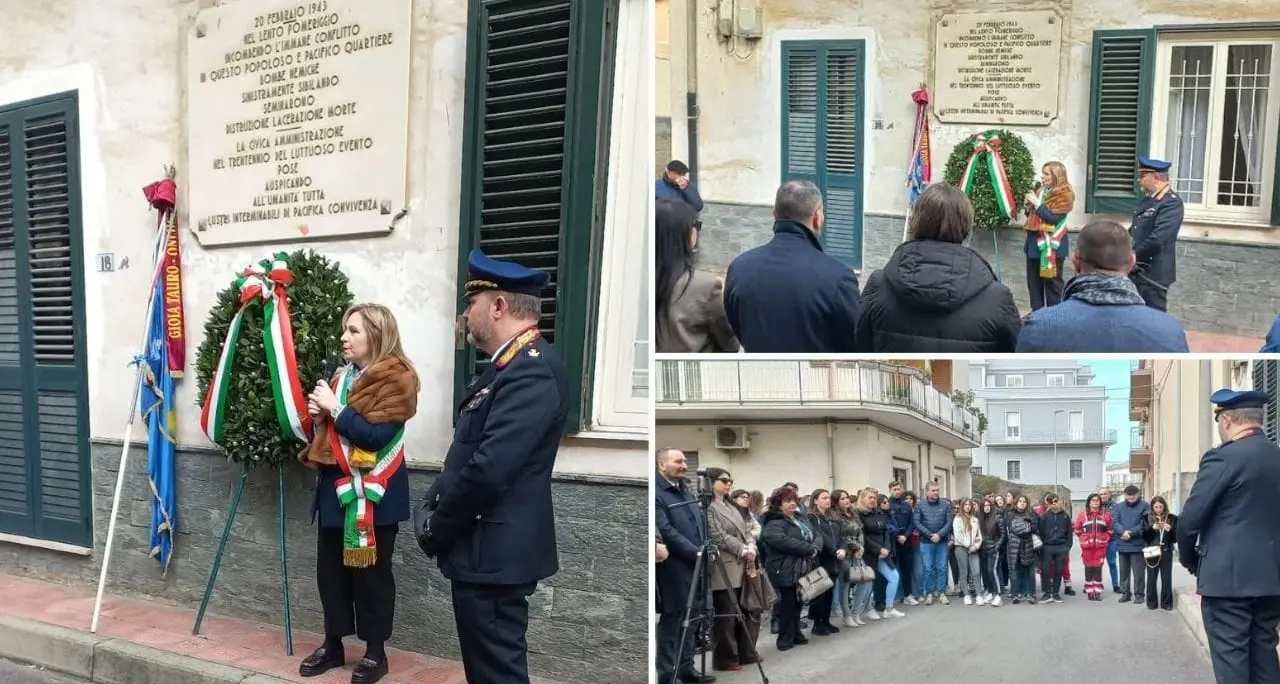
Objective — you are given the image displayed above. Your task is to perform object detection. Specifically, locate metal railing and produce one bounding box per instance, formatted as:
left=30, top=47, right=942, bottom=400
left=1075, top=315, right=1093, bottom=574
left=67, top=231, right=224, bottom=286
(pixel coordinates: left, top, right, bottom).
left=1131, top=427, right=1151, bottom=450
left=985, top=428, right=1118, bottom=445
left=655, top=360, right=981, bottom=440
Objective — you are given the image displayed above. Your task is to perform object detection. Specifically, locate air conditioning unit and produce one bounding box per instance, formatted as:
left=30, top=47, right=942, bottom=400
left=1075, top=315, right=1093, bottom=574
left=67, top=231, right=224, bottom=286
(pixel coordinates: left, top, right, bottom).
left=715, top=425, right=750, bottom=450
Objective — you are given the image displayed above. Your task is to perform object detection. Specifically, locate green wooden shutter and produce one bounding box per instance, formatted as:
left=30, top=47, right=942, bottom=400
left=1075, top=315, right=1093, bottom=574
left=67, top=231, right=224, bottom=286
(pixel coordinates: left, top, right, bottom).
left=454, top=0, right=614, bottom=433
left=781, top=40, right=865, bottom=270
left=0, top=92, right=91, bottom=548
left=1254, top=360, right=1279, bottom=443
left=1085, top=29, right=1155, bottom=215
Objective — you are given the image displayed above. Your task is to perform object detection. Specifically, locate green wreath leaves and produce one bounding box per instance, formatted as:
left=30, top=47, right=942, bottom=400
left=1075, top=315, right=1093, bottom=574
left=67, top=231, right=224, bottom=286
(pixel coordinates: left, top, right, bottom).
left=942, top=129, right=1037, bottom=232
left=194, top=249, right=355, bottom=468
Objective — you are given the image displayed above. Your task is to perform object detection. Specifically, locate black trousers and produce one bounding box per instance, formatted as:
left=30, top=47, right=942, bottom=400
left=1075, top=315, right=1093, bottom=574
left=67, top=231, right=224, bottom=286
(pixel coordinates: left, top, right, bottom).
left=657, top=586, right=703, bottom=680
left=1042, top=546, right=1067, bottom=595
left=1201, top=595, right=1280, bottom=684
left=1132, top=275, right=1170, bottom=312
left=317, top=524, right=398, bottom=643
left=1145, top=552, right=1174, bottom=609
left=872, top=568, right=887, bottom=611
left=774, top=586, right=803, bottom=649
left=897, top=543, right=916, bottom=598
left=452, top=580, right=537, bottom=684
left=807, top=586, right=833, bottom=629
left=949, top=546, right=960, bottom=585
left=1027, top=259, right=1065, bottom=310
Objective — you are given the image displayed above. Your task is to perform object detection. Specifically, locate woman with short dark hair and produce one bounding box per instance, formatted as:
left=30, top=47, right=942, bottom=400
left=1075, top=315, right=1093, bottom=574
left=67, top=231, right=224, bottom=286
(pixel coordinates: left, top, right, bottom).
left=760, top=487, right=822, bottom=650
left=854, top=183, right=1021, bottom=353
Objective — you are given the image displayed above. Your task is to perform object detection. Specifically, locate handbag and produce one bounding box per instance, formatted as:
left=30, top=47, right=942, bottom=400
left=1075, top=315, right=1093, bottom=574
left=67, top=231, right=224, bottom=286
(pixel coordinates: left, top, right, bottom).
left=797, top=565, right=834, bottom=602
left=1144, top=522, right=1167, bottom=567
left=740, top=561, right=773, bottom=614
left=847, top=558, right=876, bottom=583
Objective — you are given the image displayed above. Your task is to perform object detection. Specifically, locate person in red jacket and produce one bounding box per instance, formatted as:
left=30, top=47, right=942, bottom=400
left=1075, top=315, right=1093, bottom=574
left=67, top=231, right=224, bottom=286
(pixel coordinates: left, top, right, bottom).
left=1074, top=493, right=1114, bottom=601
left=1035, top=494, right=1076, bottom=595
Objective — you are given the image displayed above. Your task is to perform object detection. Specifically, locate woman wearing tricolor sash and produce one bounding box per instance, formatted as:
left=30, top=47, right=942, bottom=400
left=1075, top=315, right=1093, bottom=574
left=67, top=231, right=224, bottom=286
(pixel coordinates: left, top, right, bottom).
left=298, top=303, right=420, bottom=684
left=1022, top=161, right=1076, bottom=311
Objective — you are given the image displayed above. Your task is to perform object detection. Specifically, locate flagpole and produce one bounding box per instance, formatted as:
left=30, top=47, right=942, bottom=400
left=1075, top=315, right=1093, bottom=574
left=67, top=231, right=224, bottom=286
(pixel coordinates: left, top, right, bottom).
left=90, top=203, right=170, bottom=633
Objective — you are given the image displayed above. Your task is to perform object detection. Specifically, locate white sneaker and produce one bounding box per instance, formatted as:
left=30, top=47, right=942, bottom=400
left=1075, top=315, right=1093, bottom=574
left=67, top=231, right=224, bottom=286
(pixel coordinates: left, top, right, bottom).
left=853, top=615, right=866, bottom=626
left=924, top=594, right=934, bottom=606
left=963, top=595, right=973, bottom=606
left=863, top=611, right=881, bottom=621
left=992, top=594, right=1003, bottom=607
left=904, top=596, right=919, bottom=606
left=975, top=595, right=986, bottom=606
left=832, top=606, right=843, bottom=618
left=886, top=608, right=906, bottom=618
left=939, top=593, right=951, bottom=605
left=844, top=615, right=858, bottom=628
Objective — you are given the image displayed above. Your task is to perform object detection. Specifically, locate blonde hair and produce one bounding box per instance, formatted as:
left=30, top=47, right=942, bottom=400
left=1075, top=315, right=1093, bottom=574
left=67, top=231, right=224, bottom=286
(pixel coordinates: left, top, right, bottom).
left=957, top=498, right=973, bottom=533
left=1042, top=161, right=1071, bottom=191
left=343, top=303, right=416, bottom=373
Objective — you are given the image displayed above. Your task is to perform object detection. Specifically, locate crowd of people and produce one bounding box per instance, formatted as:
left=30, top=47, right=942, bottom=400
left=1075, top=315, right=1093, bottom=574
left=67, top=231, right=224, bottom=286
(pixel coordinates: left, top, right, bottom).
left=654, top=445, right=1183, bottom=682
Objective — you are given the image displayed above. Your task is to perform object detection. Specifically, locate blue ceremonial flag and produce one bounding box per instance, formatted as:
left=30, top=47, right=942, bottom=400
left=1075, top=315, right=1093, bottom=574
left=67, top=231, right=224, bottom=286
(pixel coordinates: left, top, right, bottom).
left=141, top=272, right=178, bottom=573
left=906, top=87, right=932, bottom=208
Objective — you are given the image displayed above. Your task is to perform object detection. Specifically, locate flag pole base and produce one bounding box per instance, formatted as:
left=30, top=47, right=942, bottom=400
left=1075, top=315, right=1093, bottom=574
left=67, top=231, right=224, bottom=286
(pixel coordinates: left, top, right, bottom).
left=277, top=463, right=294, bottom=656
left=193, top=466, right=249, bottom=635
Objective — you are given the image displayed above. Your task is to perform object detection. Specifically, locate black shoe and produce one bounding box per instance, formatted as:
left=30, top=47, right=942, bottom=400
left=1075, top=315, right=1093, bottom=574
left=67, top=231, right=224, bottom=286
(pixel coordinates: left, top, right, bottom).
left=824, top=623, right=840, bottom=634
left=299, top=646, right=345, bottom=677
left=1119, top=593, right=1132, bottom=603
left=769, top=620, right=779, bottom=635
left=1027, top=597, right=1037, bottom=605
left=776, top=643, right=793, bottom=651
left=794, top=636, right=809, bottom=646
left=678, top=671, right=716, bottom=684
left=1039, top=592, right=1052, bottom=602
left=351, top=657, right=388, bottom=684
left=810, top=626, right=831, bottom=636
left=1134, top=594, right=1146, bottom=604
left=1011, top=597, right=1021, bottom=604
left=1162, top=604, right=1174, bottom=611
left=800, top=619, right=811, bottom=630
left=1052, top=595, right=1063, bottom=603
left=1114, top=586, right=1123, bottom=594
left=1063, top=586, right=1076, bottom=596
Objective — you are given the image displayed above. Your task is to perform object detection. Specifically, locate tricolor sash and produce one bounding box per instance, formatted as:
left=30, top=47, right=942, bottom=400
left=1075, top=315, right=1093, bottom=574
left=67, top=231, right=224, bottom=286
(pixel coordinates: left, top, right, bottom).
left=327, top=366, right=407, bottom=568
left=1034, top=186, right=1069, bottom=278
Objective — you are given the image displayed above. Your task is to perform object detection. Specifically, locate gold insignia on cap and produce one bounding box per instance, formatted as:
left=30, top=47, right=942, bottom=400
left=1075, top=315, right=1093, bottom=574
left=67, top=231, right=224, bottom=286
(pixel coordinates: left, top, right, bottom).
left=528, top=348, right=540, bottom=358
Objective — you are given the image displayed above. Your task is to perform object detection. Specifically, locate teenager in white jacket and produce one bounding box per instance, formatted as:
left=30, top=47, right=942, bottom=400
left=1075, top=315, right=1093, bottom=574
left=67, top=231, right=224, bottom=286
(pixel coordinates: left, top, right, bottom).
left=952, top=499, right=984, bottom=604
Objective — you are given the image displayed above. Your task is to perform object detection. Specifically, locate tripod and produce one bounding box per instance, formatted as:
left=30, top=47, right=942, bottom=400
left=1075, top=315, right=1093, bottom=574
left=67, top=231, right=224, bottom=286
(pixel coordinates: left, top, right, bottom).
left=668, top=474, right=769, bottom=684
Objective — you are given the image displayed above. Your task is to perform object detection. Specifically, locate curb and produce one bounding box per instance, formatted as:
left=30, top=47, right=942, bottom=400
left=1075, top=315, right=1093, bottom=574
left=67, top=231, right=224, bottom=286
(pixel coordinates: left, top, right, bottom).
left=0, top=615, right=292, bottom=684
left=1173, top=587, right=1210, bottom=652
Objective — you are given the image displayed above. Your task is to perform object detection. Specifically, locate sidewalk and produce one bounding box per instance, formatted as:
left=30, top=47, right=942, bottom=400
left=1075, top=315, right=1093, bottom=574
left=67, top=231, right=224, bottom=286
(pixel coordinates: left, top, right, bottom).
left=0, top=573, right=561, bottom=684
left=1173, top=584, right=1280, bottom=661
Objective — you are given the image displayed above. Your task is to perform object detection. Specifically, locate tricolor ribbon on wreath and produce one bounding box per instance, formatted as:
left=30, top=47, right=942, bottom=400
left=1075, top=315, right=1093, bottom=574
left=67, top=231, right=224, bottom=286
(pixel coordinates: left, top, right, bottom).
left=957, top=131, right=1017, bottom=222
left=328, top=367, right=407, bottom=567
left=199, top=253, right=313, bottom=447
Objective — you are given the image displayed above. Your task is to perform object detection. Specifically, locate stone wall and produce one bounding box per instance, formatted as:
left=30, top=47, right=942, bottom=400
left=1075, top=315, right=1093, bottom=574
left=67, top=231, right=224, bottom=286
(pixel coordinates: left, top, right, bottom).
left=656, top=117, right=672, bottom=177
left=696, top=201, right=1280, bottom=339
left=0, top=442, right=649, bottom=684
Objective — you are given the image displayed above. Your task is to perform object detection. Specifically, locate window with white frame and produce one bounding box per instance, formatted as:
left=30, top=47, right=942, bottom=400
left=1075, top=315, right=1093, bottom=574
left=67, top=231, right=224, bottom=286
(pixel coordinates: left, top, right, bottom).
left=1005, top=412, right=1021, bottom=441
left=970, top=466, right=983, bottom=475
left=1006, top=460, right=1022, bottom=480
left=1069, top=459, right=1084, bottom=479
left=1006, top=375, right=1024, bottom=388
left=1153, top=34, right=1280, bottom=222
left=1047, top=374, right=1066, bottom=387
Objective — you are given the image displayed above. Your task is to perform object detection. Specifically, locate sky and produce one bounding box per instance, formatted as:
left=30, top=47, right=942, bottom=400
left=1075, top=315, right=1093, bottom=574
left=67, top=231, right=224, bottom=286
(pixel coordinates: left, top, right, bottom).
left=1083, top=359, right=1132, bottom=463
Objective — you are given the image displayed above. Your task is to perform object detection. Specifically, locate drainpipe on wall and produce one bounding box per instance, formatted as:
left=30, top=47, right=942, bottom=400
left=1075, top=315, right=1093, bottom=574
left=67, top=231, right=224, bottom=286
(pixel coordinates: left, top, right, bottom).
left=826, top=419, right=836, bottom=490
left=685, top=0, right=700, bottom=180
left=1173, top=363, right=1182, bottom=510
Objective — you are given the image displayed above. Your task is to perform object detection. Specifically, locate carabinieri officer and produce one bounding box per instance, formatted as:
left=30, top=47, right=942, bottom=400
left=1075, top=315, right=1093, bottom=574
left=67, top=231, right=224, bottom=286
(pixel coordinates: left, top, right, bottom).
left=1128, top=156, right=1184, bottom=312
left=1177, top=388, right=1280, bottom=684
left=415, top=248, right=568, bottom=684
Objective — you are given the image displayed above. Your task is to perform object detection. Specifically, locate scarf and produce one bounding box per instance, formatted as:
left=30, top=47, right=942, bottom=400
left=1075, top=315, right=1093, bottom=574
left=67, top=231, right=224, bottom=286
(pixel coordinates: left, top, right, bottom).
left=1026, top=184, right=1075, bottom=278
left=1062, top=272, right=1146, bottom=307
left=300, top=355, right=419, bottom=567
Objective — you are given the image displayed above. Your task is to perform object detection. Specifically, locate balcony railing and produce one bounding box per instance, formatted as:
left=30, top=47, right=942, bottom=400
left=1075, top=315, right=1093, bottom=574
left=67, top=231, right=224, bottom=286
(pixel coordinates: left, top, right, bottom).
left=985, top=428, right=1118, bottom=445
left=1131, top=427, right=1151, bottom=451
left=655, top=360, right=981, bottom=440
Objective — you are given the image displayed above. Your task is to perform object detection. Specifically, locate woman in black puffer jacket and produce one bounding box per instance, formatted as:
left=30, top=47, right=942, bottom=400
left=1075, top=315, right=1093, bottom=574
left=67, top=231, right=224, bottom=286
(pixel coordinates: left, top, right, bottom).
left=855, top=183, right=1022, bottom=353
left=760, top=487, right=822, bottom=651
left=858, top=492, right=904, bottom=620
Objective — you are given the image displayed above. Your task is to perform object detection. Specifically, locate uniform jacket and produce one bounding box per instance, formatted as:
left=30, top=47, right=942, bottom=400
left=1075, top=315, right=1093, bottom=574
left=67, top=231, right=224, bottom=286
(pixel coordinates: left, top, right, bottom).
left=1177, top=429, right=1280, bottom=598
left=707, top=497, right=753, bottom=591
left=656, top=269, right=739, bottom=354
left=723, top=220, right=860, bottom=353
left=421, top=334, right=569, bottom=586
left=1129, top=185, right=1184, bottom=286
left=1016, top=274, right=1189, bottom=353
left=760, top=510, right=821, bottom=588
left=1111, top=498, right=1151, bottom=553
left=855, top=239, right=1021, bottom=353
left=655, top=472, right=707, bottom=613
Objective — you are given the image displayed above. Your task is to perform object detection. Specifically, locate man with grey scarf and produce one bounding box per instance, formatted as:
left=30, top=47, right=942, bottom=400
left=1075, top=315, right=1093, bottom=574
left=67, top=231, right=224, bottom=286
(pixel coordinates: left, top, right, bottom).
left=1016, top=220, right=1188, bottom=352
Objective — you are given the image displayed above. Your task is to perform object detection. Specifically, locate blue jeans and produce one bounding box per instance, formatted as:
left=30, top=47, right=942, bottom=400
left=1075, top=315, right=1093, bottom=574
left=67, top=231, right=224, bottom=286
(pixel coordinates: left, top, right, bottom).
left=831, top=575, right=847, bottom=613
left=1014, top=564, right=1036, bottom=597
left=1106, top=539, right=1119, bottom=587
left=919, top=541, right=948, bottom=595
left=912, top=548, right=924, bottom=597
left=850, top=578, right=875, bottom=616
left=878, top=560, right=901, bottom=610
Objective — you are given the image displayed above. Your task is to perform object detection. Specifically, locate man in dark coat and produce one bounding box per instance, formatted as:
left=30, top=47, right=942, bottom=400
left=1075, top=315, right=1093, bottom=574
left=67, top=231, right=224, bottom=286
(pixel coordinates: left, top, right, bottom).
left=1017, top=220, right=1189, bottom=352
left=654, top=448, right=715, bottom=684
left=722, top=180, right=860, bottom=353
left=1128, top=156, right=1184, bottom=312
left=655, top=160, right=705, bottom=212
left=1177, top=388, right=1280, bottom=684
left=414, top=249, right=568, bottom=684
left=1112, top=484, right=1150, bottom=604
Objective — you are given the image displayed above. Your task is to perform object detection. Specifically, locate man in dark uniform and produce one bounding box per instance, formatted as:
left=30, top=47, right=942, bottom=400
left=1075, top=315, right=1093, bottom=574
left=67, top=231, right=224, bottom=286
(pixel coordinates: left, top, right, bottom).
left=654, top=448, right=715, bottom=684
left=1128, top=156, right=1184, bottom=312
left=414, top=248, right=569, bottom=684
left=1177, top=388, right=1280, bottom=684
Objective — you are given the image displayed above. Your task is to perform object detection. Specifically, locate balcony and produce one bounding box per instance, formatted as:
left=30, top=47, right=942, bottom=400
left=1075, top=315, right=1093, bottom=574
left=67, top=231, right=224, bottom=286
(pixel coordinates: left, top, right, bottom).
left=1130, top=359, right=1153, bottom=422
left=985, top=428, right=1118, bottom=447
left=655, top=360, right=982, bottom=450
left=1130, top=427, right=1152, bottom=472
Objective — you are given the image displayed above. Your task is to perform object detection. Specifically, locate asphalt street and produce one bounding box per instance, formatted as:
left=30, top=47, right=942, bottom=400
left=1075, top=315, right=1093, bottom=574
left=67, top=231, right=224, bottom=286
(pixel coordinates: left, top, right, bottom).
left=708, top=547, right=1213, bottom=683
left=0, top=660, right=87, bottom=684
